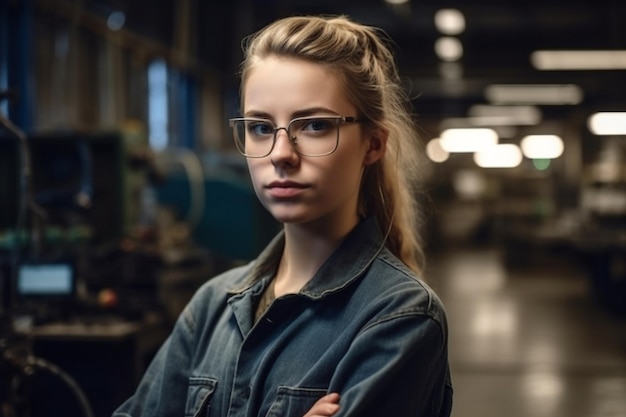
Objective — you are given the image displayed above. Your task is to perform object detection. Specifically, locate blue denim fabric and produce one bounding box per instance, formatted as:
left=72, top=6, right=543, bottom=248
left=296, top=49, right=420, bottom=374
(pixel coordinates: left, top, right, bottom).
left=112, top=217, right=453, bottom=417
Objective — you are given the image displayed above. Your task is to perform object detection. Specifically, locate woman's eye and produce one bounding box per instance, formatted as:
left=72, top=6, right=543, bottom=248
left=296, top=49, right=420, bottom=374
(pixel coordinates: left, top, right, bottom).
left=302, top=119, right=333, bottom=133
left=248, top=122, right=274, bottom=136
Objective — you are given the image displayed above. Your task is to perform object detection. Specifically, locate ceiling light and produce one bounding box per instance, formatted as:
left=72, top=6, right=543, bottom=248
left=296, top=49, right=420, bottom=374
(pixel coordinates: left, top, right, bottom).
left=440, top=118, right=479, bottom=129
left=474, top=144, right=523, bottom=168
left=484, top=84, right=583, bottom=105
left=434, top=9, right=465, bottom=35
left=587, top=112, right=626, bottom=135
left=435, top=37, right=463, bottom=62
left=468, top=105, right=542, bottom=126
left=441, top=116, right=524, bottom=127
left=520, top=135, right=564, bottom=159
left=440, top=128, right=498, bottom=153
left=531, top=50, right=626, bottom=70
left=384, top=0, right=409, bottom=5
left=426, top=138, right=450, bottom=163
left=107, top=11, right=126, bottom=31
left=440, top=119, right=518, bottom=138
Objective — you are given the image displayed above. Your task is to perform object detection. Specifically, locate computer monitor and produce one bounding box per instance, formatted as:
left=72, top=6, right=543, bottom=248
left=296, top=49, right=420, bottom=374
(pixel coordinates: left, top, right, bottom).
left=17, top=261, right=75, bottom=298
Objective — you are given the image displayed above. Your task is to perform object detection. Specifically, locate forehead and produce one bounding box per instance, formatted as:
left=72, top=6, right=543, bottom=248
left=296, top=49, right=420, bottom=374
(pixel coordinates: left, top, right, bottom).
left=242, top=56, right=354, bottom=116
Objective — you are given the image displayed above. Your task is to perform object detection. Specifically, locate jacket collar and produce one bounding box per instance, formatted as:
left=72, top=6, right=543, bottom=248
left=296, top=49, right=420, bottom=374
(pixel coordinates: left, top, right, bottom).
left=232, top=217, right=387, bottom=298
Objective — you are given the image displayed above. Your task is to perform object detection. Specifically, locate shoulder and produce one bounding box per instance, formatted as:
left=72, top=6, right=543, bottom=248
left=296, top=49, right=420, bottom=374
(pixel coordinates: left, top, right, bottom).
left=358, top=248, right=448, bottom=332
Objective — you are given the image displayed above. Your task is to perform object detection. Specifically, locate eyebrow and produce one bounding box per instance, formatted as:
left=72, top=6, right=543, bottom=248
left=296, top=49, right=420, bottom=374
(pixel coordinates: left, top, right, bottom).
left=243, top=107, right=340, bottom=119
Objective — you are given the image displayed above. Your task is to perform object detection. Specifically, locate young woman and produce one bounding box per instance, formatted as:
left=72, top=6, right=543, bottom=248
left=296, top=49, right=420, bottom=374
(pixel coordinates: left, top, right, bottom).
left=113, top=15, right=452, bottom=417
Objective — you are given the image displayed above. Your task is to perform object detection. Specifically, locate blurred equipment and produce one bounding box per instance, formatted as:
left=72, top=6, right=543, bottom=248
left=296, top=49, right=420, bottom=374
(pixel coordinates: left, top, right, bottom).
left=1, top=332, right=96, bottom=417
left=575, top=139, right=626, bottom=315
left=14, top=260, right=77, bottom=324
left=0, top=114, right=168, bottom=417
left=0, top=130, right=126, bottom=256
left=155, top=151, right=280, bottom=262
left=0, top=113, right=95, bottom=417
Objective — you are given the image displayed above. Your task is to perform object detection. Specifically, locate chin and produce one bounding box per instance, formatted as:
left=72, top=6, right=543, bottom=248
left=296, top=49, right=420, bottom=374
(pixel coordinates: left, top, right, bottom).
left=267, top=207, right=315, bottom=225
left=271, top=213, right=309, bottom=225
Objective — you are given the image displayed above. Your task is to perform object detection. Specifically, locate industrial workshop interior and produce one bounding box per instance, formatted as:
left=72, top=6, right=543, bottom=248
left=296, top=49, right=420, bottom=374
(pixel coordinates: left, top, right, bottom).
left=1, top=0, right=625, bottom=416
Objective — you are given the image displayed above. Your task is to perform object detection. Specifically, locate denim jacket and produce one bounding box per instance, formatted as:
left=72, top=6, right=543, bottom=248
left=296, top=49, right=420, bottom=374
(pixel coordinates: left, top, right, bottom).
left=112, top=217, right=453, bottom=417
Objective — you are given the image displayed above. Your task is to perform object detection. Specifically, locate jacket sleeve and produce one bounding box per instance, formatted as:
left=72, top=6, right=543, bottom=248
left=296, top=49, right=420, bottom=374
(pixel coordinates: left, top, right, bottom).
left=111, top=305, right=196, bottom=417
left=329, top=313, right=453, bottom=417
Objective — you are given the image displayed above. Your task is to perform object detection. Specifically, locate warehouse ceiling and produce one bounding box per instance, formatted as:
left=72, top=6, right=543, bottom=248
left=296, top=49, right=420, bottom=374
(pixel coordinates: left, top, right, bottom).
left=256, top=0, right=626, bottom=121
left=74, top=0, right=626, bottom=124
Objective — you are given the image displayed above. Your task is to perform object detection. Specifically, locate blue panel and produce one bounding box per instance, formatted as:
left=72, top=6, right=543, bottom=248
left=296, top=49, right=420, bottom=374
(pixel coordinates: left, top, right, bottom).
left=156, top=172, right=279, bottom=261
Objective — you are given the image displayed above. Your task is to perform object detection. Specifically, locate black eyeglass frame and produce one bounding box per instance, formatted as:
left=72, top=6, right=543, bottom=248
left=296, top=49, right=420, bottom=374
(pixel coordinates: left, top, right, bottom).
left=228, top=115, right=362, bottom=158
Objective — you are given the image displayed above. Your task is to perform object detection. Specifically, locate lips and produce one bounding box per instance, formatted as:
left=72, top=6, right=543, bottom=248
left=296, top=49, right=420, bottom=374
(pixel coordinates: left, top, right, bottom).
left=266, top=180, right=309, bottom=198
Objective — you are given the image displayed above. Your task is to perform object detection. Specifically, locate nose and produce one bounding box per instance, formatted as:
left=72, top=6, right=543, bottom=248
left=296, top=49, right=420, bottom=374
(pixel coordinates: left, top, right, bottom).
left=269, top=127, right=299, bottom=163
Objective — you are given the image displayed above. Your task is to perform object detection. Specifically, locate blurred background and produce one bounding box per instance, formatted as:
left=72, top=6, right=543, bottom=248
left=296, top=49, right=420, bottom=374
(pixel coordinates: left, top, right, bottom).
left=0, top=0, right=624, bottom=416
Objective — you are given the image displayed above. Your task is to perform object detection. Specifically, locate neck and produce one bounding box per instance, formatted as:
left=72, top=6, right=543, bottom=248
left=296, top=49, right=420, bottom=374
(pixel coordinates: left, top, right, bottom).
left=273, top=215, right=359, bottom=296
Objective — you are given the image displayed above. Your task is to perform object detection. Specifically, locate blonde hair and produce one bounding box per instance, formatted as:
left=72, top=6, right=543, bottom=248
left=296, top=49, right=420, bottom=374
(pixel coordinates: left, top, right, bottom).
left=239, top=15, right=426, bottom=274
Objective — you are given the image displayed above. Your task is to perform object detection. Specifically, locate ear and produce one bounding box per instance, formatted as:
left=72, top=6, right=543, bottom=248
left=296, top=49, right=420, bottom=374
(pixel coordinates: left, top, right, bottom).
left=363, top=128, right=388, bottom=166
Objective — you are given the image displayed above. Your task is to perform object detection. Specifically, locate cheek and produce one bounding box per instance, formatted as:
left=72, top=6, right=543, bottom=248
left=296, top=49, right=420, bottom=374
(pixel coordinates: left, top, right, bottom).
left=321, top=151, right=366, bottom=193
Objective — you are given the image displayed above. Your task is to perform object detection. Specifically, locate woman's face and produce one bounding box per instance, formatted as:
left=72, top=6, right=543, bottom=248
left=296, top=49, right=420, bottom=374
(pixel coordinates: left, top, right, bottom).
left=242, top=56, right=382, bottom=231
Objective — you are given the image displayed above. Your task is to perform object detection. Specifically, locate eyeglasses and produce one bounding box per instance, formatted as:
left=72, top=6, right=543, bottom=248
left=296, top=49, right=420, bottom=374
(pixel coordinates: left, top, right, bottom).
left=228, top=115, right=361, bottom=158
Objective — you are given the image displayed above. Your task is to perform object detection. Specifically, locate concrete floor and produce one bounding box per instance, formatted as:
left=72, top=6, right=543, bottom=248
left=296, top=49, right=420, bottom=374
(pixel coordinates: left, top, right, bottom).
left=427, top=247, right=626, bottom=417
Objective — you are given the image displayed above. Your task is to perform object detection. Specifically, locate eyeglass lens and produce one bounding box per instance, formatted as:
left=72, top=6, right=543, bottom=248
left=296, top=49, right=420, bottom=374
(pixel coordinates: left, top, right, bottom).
left=232, top=117, right=341, bottom=157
